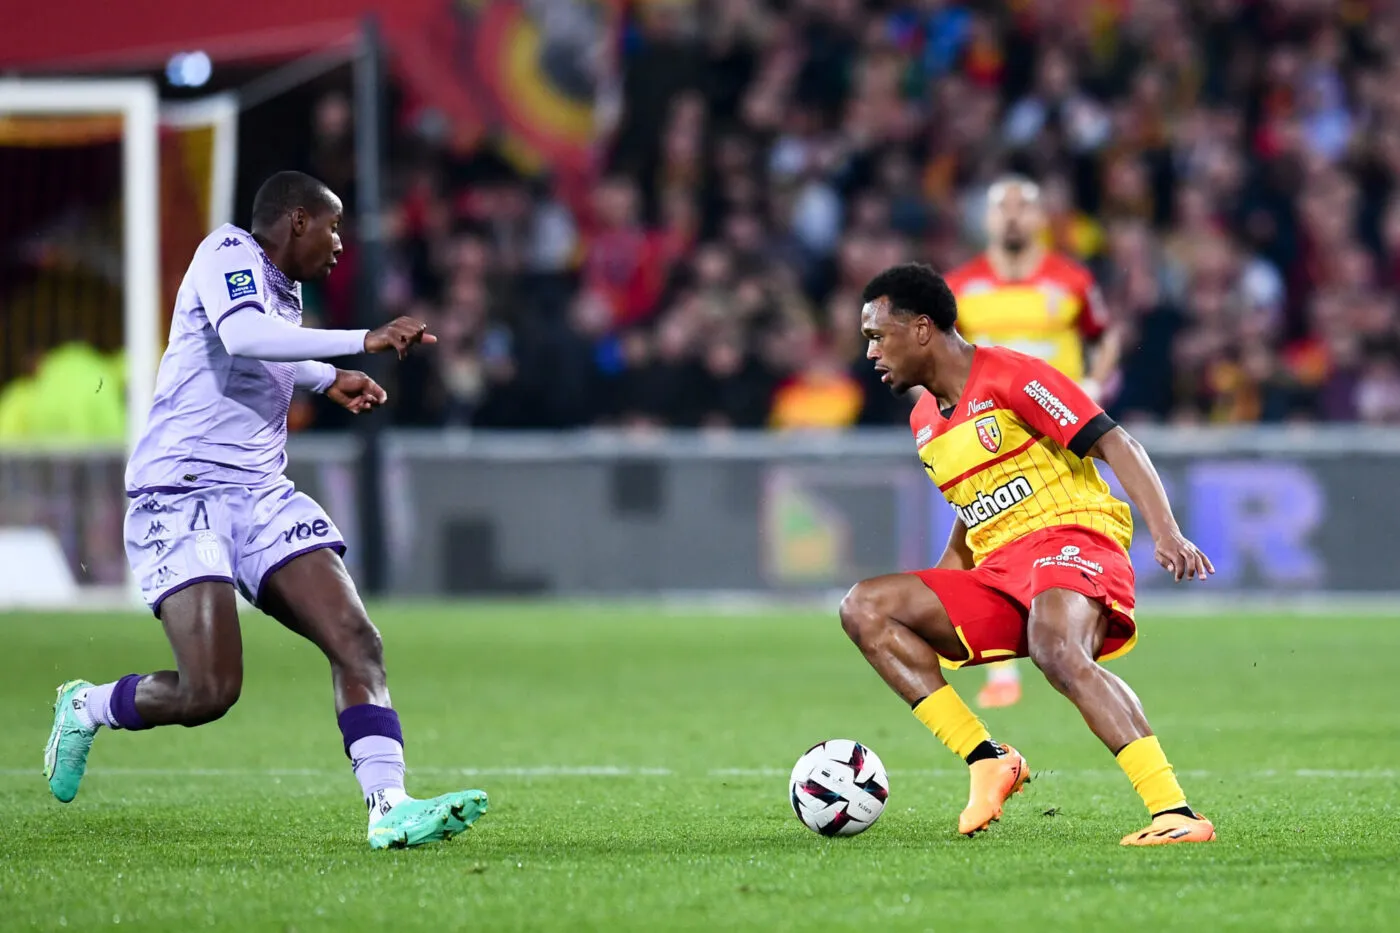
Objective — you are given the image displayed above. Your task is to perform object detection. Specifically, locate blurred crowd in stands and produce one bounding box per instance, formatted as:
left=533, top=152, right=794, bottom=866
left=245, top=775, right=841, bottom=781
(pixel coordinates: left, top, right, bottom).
left=367, top=0, right=1400, bottom=430
left=19, top=0, right=1400, bottom=438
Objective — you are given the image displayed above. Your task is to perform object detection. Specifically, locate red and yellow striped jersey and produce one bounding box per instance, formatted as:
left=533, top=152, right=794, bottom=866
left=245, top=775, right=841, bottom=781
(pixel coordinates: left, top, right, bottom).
left=945, top=253, right=1108, bottom=382
left=911, top=346, right=1132, bottom=564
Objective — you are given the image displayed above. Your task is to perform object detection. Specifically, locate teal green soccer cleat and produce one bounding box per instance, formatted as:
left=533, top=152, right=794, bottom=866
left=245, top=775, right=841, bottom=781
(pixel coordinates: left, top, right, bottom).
left=367, top=789, right=489, bottom=850
left=43, top=680, right=97, bottom=803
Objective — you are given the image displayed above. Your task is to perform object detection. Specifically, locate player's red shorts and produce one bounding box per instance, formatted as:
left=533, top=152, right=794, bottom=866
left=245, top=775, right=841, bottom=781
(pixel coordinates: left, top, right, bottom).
left=910, top=525, right=1137, bottom=670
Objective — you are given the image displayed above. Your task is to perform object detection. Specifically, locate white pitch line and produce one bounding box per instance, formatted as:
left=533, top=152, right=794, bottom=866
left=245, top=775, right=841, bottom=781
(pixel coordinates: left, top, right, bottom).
left=0, top=766, right=1393, bottom=779
left=710, top=767, right=1399, bottom=779
left=0, top=766, right=675, bottom=778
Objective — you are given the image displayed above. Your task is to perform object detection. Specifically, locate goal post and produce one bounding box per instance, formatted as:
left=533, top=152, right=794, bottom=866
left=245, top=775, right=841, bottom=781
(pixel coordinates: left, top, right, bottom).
left=0, top=78, right=161, bottom=458
left=0, top=79, right=162, bottom=608
left=160, top=92, right=239, bottom=239
left=0, top=81, right=252, bottom=610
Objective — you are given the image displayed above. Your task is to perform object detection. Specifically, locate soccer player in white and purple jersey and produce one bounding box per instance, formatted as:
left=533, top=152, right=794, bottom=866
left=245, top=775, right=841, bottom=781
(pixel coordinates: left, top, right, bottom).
left=42, top=171, right=488, bottom=849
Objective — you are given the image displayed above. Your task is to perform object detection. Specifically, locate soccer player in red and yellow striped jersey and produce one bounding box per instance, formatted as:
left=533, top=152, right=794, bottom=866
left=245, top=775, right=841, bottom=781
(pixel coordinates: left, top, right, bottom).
left=946, top=177, right=1117, bottom=391
left=840, top=263, right=1216, bottom=846
left=946, top=176, right=1121, bottom=709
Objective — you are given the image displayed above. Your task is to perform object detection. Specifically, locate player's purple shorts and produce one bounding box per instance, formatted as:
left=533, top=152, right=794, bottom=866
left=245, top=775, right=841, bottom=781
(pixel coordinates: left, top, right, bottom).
left=124, top=477, right=346, bottom=617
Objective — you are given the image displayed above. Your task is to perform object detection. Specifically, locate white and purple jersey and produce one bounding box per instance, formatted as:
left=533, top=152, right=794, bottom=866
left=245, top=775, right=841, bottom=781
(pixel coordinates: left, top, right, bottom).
left=122, top=225, right=366, bottom=614
left=126, top=224, right=306, bottom=493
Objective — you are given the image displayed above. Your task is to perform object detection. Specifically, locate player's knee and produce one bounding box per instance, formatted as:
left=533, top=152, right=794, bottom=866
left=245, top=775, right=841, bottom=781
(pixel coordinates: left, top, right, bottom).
left=180, top=675, right=241, bottom=726
left=1027, top=627, right=1092, bottom=685
left=839, top=580, right=892, bottom=646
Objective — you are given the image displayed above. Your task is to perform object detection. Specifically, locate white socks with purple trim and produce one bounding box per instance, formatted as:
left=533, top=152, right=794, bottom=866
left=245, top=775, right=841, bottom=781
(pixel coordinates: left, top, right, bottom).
left=350, top=735, right=410, bottom=826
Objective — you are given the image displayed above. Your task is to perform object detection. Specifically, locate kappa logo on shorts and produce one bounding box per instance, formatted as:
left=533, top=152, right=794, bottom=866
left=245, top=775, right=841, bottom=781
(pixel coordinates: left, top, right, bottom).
left=144, top=521, right=169, bottom=540
left=194, top=530, right=223, bottom=569
left=153, top=565, right=181, bottom=587
left=281, top=519, right=331, bottom=545
left=225, top=269, right=257, bottom=300
left=975, top=415, right=1002, bottom=453
left=188, top=500, right=212, bottom=532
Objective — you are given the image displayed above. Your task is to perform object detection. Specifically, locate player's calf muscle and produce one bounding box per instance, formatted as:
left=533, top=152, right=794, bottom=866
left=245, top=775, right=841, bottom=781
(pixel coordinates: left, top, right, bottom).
left=139, top=584, right=244, bottom=726
left=131, top=666, right=242, bottom=727
left=330, top=620, right=389, bottom=701
left=175, top=677, right=240, bottom=726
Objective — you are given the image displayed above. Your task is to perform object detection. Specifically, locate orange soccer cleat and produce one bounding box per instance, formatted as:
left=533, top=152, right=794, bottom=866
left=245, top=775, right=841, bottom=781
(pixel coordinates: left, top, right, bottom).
left=1120, top=811, right=1217, bottom=846
left=958, top=744, right=1030, bottom=836
left=976, top=679, right=1022, bottom=709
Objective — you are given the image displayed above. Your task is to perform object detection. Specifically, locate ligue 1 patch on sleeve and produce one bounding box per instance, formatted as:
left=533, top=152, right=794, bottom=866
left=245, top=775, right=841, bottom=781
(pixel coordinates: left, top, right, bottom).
left=225, top=270, right=257, bottom=300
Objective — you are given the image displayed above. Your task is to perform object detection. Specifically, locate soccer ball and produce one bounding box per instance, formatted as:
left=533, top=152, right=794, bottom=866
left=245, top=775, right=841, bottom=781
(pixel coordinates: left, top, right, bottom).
left=788, top=739, right=889, bottom=836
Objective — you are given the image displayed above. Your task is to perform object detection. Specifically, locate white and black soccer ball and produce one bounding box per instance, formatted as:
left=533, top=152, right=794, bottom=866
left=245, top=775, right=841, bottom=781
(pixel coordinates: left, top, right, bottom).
left=788, top=739, right=889, bottom=837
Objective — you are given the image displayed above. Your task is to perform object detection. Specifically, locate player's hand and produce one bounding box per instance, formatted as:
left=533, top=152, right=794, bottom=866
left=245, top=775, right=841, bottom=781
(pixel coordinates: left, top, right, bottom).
left=364, top=316, right=438, bottom=359
left=1153, top=529, right=1214, bottom=582
left=326, top=369, right=387, bottom=414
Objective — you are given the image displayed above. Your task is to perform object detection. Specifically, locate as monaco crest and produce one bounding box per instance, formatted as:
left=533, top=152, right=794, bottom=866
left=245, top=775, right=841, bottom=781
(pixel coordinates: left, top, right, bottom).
left=975, top=415, right=1002, bottom=453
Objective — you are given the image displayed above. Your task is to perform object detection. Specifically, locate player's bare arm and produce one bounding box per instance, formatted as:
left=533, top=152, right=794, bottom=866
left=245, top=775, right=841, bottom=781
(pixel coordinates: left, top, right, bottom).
left=1085, top=325, right=1122, bottom=387
left=1081, top=325, right=1122, bottom=404
left=1088, top=427, right=1215, bottom=582
left=934, top=517, right=975, bottom=571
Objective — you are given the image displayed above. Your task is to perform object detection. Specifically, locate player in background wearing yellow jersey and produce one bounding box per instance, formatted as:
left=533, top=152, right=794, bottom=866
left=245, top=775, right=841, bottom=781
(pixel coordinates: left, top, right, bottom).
left=842, top=263, right=1216, bottom=845
left=945, top=175, right=1122, bottom=710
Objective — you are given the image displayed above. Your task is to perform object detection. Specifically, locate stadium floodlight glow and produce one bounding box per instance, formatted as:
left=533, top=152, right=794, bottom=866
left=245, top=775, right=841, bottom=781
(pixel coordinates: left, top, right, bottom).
left=167, top=52, right=213, bottom=88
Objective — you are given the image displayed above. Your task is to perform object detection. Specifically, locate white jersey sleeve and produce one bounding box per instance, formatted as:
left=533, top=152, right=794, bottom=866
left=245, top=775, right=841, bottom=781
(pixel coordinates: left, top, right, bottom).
left=189, top=231, right=368, bottom=362
left=216, top=308, right=367, bottom=361
left=294, top=360, right=337, bottom=393
left=190, top=233, right=269, bottom=329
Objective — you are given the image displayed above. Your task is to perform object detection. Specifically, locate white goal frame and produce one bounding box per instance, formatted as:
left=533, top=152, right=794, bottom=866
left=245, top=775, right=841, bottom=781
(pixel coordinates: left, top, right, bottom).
left=160, top=91, right=240, bottom=233
left=0, top=78, right=162, bottom=458
left=0, top=79, right=162, bottom=609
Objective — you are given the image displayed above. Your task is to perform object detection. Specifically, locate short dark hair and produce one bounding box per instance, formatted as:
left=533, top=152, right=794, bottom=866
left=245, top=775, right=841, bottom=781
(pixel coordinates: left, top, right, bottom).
left=861, top=263, right=958, bottom=331
left=251, top=171, right=337, bottom=231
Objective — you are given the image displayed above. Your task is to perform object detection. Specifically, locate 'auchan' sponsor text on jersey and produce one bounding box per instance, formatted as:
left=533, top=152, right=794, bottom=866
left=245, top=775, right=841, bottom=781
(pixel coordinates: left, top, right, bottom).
left=953, top=476, right=1035, bottom=528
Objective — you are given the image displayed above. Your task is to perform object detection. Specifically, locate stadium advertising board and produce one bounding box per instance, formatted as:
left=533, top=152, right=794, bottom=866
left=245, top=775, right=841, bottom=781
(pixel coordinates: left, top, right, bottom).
left=6, top=430, right=1395, bottom=602
left=297, top=430, right=1400, bottom=596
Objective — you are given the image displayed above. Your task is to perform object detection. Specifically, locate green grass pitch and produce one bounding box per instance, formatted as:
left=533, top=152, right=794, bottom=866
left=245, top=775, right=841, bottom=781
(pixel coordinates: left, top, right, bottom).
left=2, top=603, right=1398, bottom=931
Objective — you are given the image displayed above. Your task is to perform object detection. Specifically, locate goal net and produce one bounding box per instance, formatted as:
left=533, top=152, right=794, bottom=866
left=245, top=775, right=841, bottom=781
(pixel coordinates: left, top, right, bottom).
left=0, top=79, right=236, bottom=607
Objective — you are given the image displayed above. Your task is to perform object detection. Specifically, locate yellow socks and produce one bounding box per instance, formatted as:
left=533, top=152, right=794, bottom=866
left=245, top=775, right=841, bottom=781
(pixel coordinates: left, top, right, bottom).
left=1116, top=735, right=1188, bottom=815
left=913, top=686, right=991, bottom=760
left=913, top=693, right=1188, bottom=815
